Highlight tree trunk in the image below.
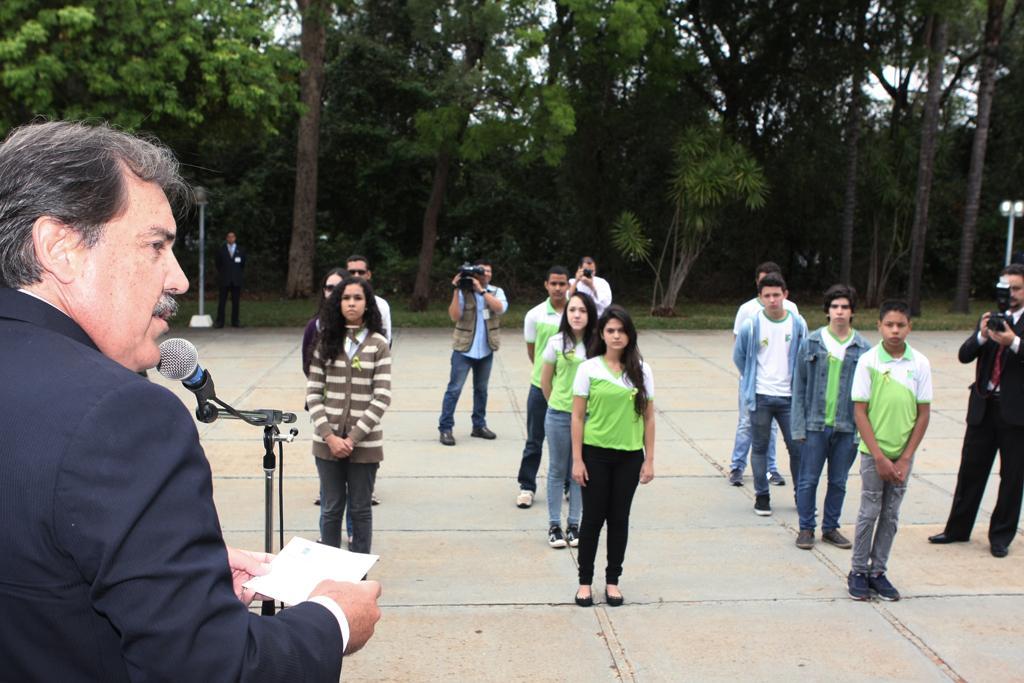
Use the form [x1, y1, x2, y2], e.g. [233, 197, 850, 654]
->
[953, 0, 1006, 313]
[840, 1, 868, 286]
[906, 15, 947, 316]
[285, 0, 329, 298]
[410, 148, 454, 311]
[409, 37, 485, 311]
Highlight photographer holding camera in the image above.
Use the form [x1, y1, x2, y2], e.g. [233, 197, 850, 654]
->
[930, 263, 1024, 558]
[438, 259, 508, 446]
[569, 256, 612, 317]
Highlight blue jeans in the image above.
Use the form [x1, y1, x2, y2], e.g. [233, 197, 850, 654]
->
[545, 408, 582, 527]
[517, 385, 547, 492]
[730, 389, 779, 473]
[749, 394, 800, 497]
[438, 351, 493, 432]
[796, 427, 858, 531]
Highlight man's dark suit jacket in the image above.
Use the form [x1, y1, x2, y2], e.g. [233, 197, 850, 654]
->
[216, 243, 246, 288]
[0, 288, 341, 681]
[959, 312, 1024, 426]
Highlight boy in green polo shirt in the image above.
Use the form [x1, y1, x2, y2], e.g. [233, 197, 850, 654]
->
[847, 300, 932, 602]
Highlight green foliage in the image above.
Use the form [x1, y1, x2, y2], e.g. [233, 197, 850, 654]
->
[0, 0, 302, 134]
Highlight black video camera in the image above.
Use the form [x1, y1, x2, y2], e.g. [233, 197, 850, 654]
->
[989, 277, 1012, 332]
[458, 263, 486, 291]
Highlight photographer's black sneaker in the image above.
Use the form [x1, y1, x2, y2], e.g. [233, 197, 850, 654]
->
[548, 525, 567, 548]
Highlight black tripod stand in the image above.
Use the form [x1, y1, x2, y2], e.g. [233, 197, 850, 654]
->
[196, 397, 298, 616]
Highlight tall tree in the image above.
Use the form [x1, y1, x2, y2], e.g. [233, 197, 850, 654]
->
[953, 0, 1007, 312]
[839, 0, 869, 285]
[285, 0, 331, 298]
[907, 13, 948, 315]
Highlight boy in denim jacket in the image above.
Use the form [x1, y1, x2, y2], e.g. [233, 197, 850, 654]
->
[792, 285, 871, 550]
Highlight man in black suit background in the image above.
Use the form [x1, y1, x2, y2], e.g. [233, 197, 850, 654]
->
[0, 121, 381, 680]
[929, 263, 1024, 558]
[216, 230, 245, 327]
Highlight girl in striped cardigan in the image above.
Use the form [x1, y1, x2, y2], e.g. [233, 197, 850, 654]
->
[307, 276, 392, 553]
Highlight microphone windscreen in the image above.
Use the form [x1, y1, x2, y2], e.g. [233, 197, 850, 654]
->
[157, 338, 200, 381]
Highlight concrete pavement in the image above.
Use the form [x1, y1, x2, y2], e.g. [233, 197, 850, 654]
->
[154, 327, 1024, 682]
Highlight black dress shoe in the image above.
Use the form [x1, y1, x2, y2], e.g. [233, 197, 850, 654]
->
[471, 426, 496, 440]
[439, 431, 456, 446]
[991, 544, 1009, 558]
[927, 533, 968, 544]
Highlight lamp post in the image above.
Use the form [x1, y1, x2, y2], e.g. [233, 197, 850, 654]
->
[1000, 199, 1024, 267]
[189, 186, 213, 327]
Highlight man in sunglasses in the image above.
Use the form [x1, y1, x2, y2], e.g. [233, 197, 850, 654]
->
[346, 254, 391, 343]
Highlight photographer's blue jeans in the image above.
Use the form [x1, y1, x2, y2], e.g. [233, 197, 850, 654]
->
[438, 351, 493, 432]
[517, 385, 548, 492]
[545, 408, 582, 526]
[730, 389, 779, 473]
[749, 394, 800, 497]
[796, 427, 858, 531]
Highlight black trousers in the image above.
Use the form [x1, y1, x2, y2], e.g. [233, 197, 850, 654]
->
[216, 284, 241, 326]
[577, 444, 644, 585]
[944, 397, 1024, 547]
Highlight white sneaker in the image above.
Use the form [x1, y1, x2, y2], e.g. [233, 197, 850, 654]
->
[516, 490, 534, 508]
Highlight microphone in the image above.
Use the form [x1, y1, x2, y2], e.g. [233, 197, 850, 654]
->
[157, 338, 217, 420]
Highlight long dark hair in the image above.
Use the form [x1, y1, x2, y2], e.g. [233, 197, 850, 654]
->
[317, 276, 384, 364]
[560, 292, 598, 355]
[588, 305, 648, 418]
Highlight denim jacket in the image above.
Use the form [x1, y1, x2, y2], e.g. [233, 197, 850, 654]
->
[790, 327, 871, 439]
[732, 311, 808, 414]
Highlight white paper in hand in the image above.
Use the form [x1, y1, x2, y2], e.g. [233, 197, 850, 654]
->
[243, 536, 379, 606]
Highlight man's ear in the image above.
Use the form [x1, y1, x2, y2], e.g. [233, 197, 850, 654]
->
[32, 217, 86, 284]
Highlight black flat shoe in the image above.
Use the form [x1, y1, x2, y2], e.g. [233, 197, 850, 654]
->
[928, 533, 968, 544]
[605, 589, 624, 607]
[574, 590, 593, 607]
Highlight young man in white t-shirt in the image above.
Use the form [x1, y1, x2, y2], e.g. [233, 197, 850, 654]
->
[728, 262, 799, 487]
[733, 274, 808, 516]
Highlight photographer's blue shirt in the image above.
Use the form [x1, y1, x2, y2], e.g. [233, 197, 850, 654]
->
[457, 286, 508, 360]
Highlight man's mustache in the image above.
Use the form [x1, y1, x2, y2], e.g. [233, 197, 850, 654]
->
[153, 294, 178, 320]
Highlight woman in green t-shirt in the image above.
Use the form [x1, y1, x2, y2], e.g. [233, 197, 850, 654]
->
[571, 305, 655, 607]
[540, 292, 598, 549]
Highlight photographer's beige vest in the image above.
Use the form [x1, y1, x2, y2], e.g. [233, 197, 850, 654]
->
[453, 290, 501, 352]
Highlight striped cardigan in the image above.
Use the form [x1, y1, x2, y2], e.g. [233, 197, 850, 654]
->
[306, 331, 392, 463]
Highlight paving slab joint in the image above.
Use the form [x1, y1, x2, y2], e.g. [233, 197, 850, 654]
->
[595, 605, 635, 682]
[873, 603, 966, 682]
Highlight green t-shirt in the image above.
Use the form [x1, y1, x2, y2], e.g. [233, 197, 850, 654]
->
[821, 327, 855, 426]
[541, 332, 586, 413]
[573, 356, 654, 451]
[524, 298, 563, 388]
[851, 343, 933, 460]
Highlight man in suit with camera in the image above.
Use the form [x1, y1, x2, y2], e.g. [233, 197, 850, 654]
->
[929, 263, 1024, 558]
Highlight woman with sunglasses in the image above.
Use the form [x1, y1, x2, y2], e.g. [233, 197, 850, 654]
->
[302, 268, 348, 377]
[571, 305, 655, 607]
[306, 276, 392, 553]
[540, 291, 598, 549]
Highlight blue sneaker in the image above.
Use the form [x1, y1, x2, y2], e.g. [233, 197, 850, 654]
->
[868, 573, 901, 601]
[848, 571, 869, 600]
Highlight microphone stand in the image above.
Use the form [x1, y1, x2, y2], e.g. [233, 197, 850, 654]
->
[196, 397, 298, 616]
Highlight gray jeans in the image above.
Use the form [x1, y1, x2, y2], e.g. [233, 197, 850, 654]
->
[315, 458, 379, 553]
[851, 454, 913, 576]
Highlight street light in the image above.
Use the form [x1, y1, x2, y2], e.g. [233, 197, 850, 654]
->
[189, 186, 213, 328]
[1000, 199, 1024, 267]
